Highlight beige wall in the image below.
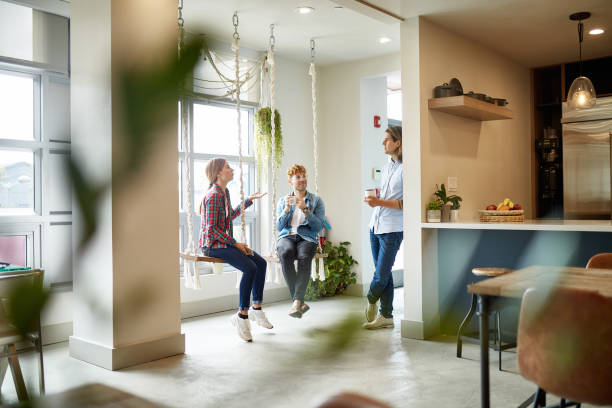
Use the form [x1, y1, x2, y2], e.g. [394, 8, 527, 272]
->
[419, 18, 532, 220]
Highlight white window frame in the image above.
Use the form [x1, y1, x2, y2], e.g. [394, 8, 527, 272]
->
[0, 58, 72, 287]
[178, 96, 259, 276]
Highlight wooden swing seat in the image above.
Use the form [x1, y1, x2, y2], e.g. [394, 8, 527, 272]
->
[179, 252, 225, 263]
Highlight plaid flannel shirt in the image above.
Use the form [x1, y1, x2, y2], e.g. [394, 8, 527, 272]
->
[199, 184, 252, 250]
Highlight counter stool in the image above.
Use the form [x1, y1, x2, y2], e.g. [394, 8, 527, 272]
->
[456, 267, 516, 371]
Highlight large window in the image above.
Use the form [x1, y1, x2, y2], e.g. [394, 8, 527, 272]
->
[0, 62, 72, 286]
[179, 99, 258, 275]
[0, 69, 39, 216]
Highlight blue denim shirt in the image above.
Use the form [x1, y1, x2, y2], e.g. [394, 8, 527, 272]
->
[276, 191, 325, 243]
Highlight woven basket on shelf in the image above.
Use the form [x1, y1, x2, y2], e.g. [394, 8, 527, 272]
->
[479, 209, 524, 223]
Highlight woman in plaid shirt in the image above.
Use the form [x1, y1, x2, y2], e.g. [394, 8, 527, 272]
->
[199, 158, 271, 342]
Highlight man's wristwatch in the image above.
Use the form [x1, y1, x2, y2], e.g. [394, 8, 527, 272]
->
[303, 207, 310, 216]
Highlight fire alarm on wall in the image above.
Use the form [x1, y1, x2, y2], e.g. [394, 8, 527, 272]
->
[373, 115, 381, 128]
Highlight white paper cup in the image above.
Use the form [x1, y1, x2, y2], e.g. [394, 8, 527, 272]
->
[212, 263, 224, 275]
[364, 189, 376, 198]
[287, 196, 297, 205]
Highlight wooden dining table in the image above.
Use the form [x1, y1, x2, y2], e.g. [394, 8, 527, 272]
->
[467, 265, 612, 408]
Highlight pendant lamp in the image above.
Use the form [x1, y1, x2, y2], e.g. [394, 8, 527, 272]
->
[567, 12, 596, 110]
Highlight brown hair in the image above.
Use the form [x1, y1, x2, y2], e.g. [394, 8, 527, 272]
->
[199, 158, 227, 215]
[205, 157, 227, 189]
[287, 164, 307, 178]
[386, 126, 402, 162]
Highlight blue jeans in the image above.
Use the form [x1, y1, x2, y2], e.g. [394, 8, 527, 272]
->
[367, 230, 403, 318]
[206, 246, 267, 311]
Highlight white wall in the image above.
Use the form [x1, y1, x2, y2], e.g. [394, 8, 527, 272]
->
[318, 53, 401, 294]
[33, 10, 69, 72]
[359, 77, 389, 288]
[0, 1, 32, 61]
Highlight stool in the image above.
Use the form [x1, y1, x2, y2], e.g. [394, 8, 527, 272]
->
[456, 267, 516, 371]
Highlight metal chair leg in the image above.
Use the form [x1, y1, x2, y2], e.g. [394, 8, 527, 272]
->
[457, 293, 477, 358]
[38, 339, 45, 394]
[533, 388, 546, 408]
[496, 310, 502, 371]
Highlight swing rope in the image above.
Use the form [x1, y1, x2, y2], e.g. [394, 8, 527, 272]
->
[267, 25, 282, 283]
[178, 0, 201, 289]
[308, 39, 326, 282]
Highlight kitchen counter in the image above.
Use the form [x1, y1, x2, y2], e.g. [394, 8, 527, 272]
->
[421, 219, 612, 232]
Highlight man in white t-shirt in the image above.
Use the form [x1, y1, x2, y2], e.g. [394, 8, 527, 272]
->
[276, 164, 325, 318]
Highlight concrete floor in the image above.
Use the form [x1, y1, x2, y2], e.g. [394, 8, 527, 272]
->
[0, 289, 600, 407]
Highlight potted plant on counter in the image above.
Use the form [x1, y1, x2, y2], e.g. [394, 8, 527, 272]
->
[448, 196, 462, 222]
[426, 200, 442, 222]
[434, 184, 462, 222]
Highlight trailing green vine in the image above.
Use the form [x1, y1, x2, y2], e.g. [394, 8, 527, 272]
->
[255, 107, 283, 183]
[305, 241, 358, 301]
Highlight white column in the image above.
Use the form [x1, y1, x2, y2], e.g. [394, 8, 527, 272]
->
[69, 0, 184, 370]
[400, 16, 440, 339]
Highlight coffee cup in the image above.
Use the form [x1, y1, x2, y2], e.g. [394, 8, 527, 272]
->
[287, 195, 297, 205]
[364, 189, 376, 198]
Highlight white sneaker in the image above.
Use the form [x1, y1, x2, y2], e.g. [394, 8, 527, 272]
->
[365, 302, 378, 322]
[249, 308, 274, 329]
[363, 315, 394, 330]
[231, 313, 253, 341]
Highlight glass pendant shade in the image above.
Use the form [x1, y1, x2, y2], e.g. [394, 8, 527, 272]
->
[567, 76, 596, 110]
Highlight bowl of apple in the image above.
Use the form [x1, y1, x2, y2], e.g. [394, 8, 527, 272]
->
[479, 198, 524, 222]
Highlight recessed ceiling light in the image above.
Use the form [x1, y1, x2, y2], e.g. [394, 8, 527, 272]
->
[378, 37, 392, 44]
[589, 28, 604, 35]
[333, 6, 344, 10]
[295, 6, 314, 14]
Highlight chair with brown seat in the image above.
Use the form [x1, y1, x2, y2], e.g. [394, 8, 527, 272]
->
[0, 269, 45, 401]
[586, 252, 612, 269]
[517, 287, 612, 407]
[456, 267, 516, 371]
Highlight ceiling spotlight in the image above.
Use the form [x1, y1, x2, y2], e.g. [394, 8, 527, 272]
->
[589, 28, 604, 35]
[295, 6, 314, 14]
[378, 37, 392, 44]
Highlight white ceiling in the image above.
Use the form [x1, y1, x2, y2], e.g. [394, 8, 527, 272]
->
[8, 0, 612, 68]
[182, 0, 401, 66]
[183, 0, 612, 68]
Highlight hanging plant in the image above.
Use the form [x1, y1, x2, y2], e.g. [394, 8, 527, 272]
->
[255, 107, 283, 182]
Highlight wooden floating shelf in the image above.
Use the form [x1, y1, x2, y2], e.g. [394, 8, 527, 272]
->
[428, 96, 513, 121]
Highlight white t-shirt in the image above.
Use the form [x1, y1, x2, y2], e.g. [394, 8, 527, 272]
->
[290, 207, 306, 235]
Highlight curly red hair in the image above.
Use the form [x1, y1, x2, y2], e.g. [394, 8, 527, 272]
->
[287, 164, 307, 178]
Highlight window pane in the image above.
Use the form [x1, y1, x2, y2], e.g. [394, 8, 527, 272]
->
[0, 235, 27, 267]
[0, 150, 34, 215]
[0, 71, 34, 141]
[192, 160, 252, 213]
[193, 104, 248, 155]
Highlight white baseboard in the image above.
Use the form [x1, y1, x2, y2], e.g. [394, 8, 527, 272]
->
[42, 321, 73, 345]
[69, 332, 185, 371]
[401, 315, 440, 340]
[181, 287, 290, 319]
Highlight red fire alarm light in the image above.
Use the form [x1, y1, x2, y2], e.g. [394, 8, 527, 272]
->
[373, 115, 381, 128]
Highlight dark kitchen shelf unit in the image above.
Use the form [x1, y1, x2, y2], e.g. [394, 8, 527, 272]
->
[531, 55, 612, 219]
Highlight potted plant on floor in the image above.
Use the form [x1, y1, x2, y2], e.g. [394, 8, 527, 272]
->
[434, 184, 462, 222]
[426, 200, 442, 222]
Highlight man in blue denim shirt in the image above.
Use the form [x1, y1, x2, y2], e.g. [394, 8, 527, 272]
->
[363, 126, 403, 329]
[276, 164, 325, 318]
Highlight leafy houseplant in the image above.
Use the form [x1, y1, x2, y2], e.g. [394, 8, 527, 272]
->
[434, 184, 462, 222]
[305, 241, 358, 301]
[255, 107, 283, 182]
[426, 200, 442, 222]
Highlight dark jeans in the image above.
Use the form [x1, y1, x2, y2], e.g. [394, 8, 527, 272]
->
[277, 235, 317, 302]
[206, 246, 267, 311]
[367, 229, 403, 318]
